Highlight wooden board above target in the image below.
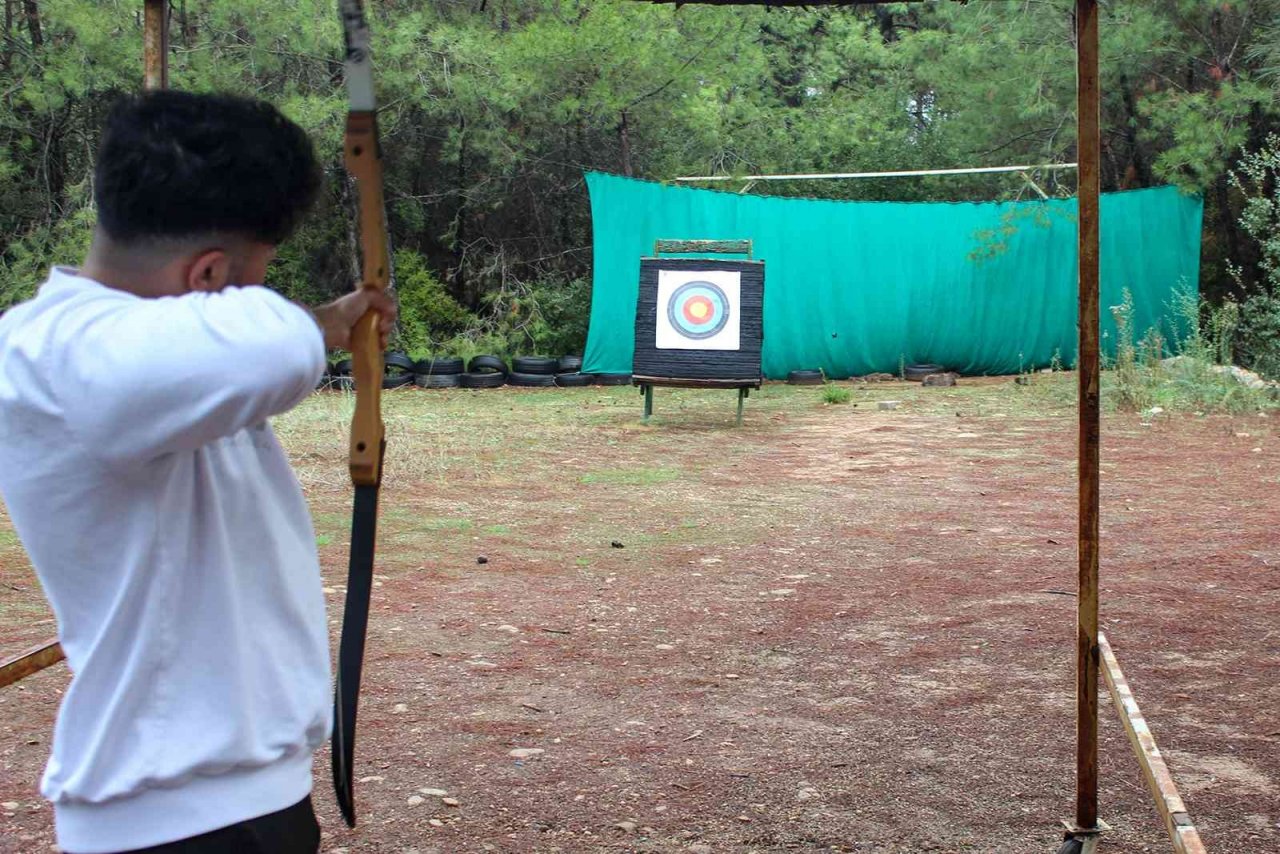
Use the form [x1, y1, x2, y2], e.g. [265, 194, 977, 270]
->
[633, 258, 764, 383]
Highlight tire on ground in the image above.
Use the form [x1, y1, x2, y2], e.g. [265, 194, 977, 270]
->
[382, 372, 415, 389]
[554, 372, 594, 387]
[787, 369, 824, 385]
[459, 371, 506, 389]
[508, 371, 557, 387]
[596, 373, 632, 386]
[557, 355, 584, 373]
[415, 373, 462, 389]
[904, 363, 945, 382]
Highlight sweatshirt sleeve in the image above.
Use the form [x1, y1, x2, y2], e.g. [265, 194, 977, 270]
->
[59, 285, 326, 466]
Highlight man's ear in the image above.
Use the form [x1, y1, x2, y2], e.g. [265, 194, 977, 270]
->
[185, 249, 231, 293]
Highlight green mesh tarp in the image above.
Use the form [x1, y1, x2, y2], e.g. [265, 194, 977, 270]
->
[582, 172, 1203, 378]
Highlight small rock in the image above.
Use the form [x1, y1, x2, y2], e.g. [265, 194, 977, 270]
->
[419, 788, 449, 797]
[615, 821, 637, 832]
[407, 795, 425, 806]
[689, 845, 713, 854]
[655, 643, 675, 650]
[495, 624, 520, 633]
[1, 801, 18, 810]
[611, 541, 625, 549]
[392, 703, 409, 714]
[768, 588, 795, 596]
[442, 797, 460, 807]
[468, 660, 498, 669]
[737, 815, 752, 823]
[921, 372, 958, 387]
[428, 819, 444, 828]
[509, 747, 545, 759]
[477, 555, 489, 565]
[878, 400, 900, 411]
[359, 775, 384, 783]
[723, 673, 740, 680]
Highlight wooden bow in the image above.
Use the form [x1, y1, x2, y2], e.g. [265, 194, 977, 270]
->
[332, 0, 389, 828]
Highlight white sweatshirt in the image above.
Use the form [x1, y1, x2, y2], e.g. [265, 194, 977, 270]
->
[0, 268, 331, 853]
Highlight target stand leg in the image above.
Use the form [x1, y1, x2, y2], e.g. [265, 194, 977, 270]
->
[736, 387, 746, 426]
[642, 385, 653, 423]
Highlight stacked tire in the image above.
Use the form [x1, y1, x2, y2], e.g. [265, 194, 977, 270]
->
[509, 356, 558, 387]
[460, 355, 507, 389]
[555, 355, 593, 387]
[414, 356, 464, 388]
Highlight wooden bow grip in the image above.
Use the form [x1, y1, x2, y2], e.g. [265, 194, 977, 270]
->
[345, 111, 388, 487]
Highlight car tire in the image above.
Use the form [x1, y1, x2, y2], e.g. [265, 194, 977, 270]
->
[787, 369, 825, 385]
[512, 355, 558, 375]
[468, 355, 508, 375]
[415, 373, 462, 389]
[508, 371, 557, 387]
[382, 372, 415, 389]
[904, 363, 946, 382]
[415, 356, 464, 375]
[557, 355, 584, 373]
[460, 371, 506, 389]
[555, 372, 593, 387]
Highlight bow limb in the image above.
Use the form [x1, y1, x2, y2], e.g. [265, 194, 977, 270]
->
[333, 0, 388, 829]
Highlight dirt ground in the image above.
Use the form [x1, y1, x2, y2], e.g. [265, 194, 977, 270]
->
[1, 376, 1277, 853]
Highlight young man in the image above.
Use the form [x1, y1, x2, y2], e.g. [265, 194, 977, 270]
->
[0, 91, 394, 853]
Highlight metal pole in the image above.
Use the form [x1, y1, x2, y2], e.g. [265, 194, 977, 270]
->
[143, 0, 169, 90]
[1075, 0, 1102, 834]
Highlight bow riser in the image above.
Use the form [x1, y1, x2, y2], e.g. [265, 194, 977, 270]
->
[344, 110, 388, 486]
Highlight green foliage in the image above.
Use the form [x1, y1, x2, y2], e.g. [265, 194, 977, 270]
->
[1237, 294, 1280, 379]
[0, 203, 95, 310]
[821, 385, 852, 405]
[4, 0, 1280, 347]
[393, 249, 475, 356]
[1107, 284, 1277, 414]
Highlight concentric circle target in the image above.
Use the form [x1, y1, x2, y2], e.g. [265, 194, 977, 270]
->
[666, 280, 731, 340]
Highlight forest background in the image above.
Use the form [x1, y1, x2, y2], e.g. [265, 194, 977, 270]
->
[2, 0, 1279, 376]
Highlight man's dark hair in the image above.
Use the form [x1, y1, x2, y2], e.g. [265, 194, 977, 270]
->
[94, 91, 322, 246]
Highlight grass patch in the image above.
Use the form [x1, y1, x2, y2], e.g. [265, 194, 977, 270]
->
[821, 386, 853, 405]
[580, 467, 681, 486]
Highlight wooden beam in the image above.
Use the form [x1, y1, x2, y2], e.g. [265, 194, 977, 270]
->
[1099, 634, 1207, 854]
[0, 639, 64, 689]
[143, 0, 168, 90]
[653, 239, 752, 257]
[1074, 0, 1103, 834]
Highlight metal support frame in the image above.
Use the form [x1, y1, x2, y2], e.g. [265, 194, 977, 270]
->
[639, 382, 750, 426]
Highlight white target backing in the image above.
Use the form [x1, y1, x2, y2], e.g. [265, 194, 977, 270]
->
[655, 269, 742, 351]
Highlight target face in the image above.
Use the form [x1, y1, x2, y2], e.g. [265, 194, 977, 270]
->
[656, 270, 741, 351]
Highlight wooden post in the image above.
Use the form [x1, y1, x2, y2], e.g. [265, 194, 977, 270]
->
[143, 0, 168, 90]
[1075, 0, 1102, 835]
[0, 640, 64, 689]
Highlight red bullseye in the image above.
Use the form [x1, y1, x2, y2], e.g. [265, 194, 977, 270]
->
[682, 296, 714, 325]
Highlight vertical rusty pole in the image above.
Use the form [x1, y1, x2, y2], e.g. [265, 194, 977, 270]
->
[1075, 0, 1102, 835]
[143, 0, 168, 90]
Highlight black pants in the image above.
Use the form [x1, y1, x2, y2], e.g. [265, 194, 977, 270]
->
[68, 796, 320, 854]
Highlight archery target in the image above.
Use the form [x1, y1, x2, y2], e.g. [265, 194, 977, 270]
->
[656, 270, 741, 351]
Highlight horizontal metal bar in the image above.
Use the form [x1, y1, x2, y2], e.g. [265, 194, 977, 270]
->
[676, 164, 1079, 183]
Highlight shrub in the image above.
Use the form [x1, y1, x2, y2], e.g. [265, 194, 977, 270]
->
[821, 385, 852, 405]
[393, 249, 475, 356]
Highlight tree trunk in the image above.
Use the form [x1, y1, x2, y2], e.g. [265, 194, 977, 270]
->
[1117, 75, 1150, 189]
[4, 1, 13, 71]
[618, 110, 633, 178]
[22, 0, 40, 49]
